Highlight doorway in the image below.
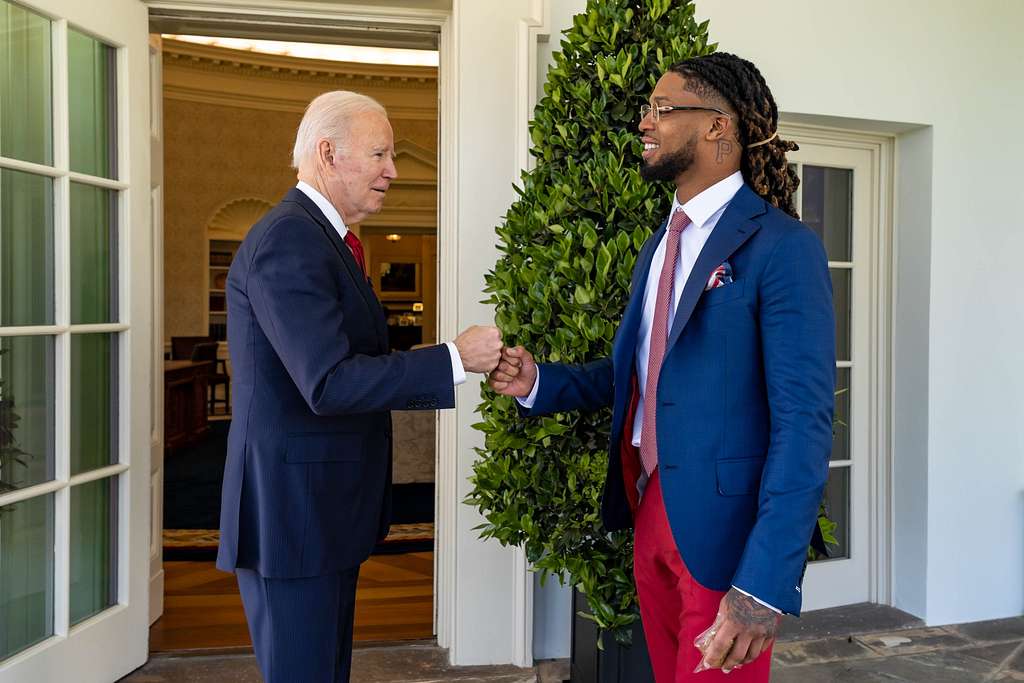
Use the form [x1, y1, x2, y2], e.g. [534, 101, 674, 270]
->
[149, 28, 444, 651]
[781, 124, 895, 612]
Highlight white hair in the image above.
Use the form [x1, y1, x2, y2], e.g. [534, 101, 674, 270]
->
[292, 90, 387, 169]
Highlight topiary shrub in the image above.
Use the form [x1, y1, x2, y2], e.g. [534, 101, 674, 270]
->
[466, 0, 716, 644]
[467, 0, 838, 645]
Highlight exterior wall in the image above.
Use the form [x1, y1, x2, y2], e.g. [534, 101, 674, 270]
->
[539, 0, 1024, 628]
[445, 0, 535, 665]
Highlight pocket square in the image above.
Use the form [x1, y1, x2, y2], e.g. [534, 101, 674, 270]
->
[705, 262, 734, 290]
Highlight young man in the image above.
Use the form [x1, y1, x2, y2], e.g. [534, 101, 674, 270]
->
[217, 91, 502, 682]
[490, 53, 835, 682]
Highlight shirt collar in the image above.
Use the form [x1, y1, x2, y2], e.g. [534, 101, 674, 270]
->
[669, 171, 744, 230]
[296, 180, 348, 239]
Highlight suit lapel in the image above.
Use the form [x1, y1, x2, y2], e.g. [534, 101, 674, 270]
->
[285, 188, 388, 347]
[612, 220, 665, 428]
[614, 221, 663, 380]
[665, 185, 767, 351]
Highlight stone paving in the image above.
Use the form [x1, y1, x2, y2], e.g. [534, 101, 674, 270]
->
[771, 617, 1024, 682]
[122, 610, 1024, 682]
[121, 641, 536, 683]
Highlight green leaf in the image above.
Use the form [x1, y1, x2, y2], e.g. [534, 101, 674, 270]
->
[468, 0, 717, 646]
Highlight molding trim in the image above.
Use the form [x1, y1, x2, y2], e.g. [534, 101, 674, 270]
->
[395, 138, 438, 168]
[163, 83, 437, 118]
[162, 38, 438, 83]
[780, 120, 896, 610]
[207, 196, 274, 240]
[435, 5, 459, 660]
[145, 0, 451, 24]
[511, 0, 551, 669]
[162, 39, 439, 116]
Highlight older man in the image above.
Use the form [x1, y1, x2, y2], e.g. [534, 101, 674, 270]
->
[216, 91, 501, 682]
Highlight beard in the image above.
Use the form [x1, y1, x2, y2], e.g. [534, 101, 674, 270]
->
[640, 134, 698, 182]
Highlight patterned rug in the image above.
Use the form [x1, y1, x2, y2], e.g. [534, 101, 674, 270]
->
[163, 522, 434, 559]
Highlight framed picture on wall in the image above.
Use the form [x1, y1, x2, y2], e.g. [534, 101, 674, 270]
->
[376, 260, 421, 300]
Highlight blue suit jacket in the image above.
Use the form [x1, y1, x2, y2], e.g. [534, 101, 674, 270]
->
[525, 185, 835, 614]
[216, 188, 455, 579]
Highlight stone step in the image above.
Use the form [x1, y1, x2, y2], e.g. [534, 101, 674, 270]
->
[121, 641, 537, 683]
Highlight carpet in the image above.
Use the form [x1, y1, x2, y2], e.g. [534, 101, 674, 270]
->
[164, 420, 436, 559]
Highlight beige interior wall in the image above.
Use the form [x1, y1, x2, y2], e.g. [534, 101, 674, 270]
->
[162, 38, 438, 341]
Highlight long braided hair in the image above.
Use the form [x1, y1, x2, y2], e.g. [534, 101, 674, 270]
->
[669, 53, 800, 218]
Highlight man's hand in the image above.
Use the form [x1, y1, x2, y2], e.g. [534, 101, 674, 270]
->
[695, 588, 780, 674]
[454, 325, 502, 373]
[488, 346, 537, 398]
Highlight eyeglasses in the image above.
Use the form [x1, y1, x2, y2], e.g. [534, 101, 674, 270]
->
[639, 104, 731, 123]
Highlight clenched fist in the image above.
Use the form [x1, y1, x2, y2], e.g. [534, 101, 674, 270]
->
[488, 346, 537, 398]
[454, 325, 502, 373]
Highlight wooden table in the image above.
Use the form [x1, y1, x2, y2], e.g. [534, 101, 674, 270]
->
[164, 360, 213, 450]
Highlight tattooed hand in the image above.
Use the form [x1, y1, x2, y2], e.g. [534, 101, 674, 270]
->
[695, 588, 780, 673]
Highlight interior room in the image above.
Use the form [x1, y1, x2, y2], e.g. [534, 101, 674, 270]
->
[154, 32, 441, 651]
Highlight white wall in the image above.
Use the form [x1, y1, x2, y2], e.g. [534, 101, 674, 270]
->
[537, 0, 1024, 627]
[445, 0, 538, 666]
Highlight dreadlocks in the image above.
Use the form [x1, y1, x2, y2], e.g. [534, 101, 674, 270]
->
[669, 53, 800, 218]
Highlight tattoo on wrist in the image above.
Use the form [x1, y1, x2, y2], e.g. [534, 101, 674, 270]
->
[725, 589, 778, 635]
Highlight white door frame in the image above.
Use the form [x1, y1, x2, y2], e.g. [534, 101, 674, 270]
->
[781, 122, 896, 610]
[0, 0, 153, 680]
[147, 31, 165, 625]
[143, 0, 543, 668]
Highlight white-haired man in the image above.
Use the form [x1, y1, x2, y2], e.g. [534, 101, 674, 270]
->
[216, 91, 501, 682]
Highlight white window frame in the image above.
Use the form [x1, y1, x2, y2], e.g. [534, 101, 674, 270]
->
[0, 0, 151, 680]
[781, 121, 895, 610]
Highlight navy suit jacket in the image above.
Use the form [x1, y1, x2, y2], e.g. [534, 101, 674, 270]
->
[524, 184, 835, 614]
[217, 188, 455, 579]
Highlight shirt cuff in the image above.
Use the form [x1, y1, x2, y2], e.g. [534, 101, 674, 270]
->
[444, 342, 466, 386]
[515, 370, 541, 409]
[731, 585, 782, 614]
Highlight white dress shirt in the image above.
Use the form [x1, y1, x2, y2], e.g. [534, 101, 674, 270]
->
[295, 181, 466, 386]
[518, 172, 781, 612]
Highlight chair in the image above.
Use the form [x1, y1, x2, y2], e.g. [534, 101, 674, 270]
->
[190, 341, 231, 415]
[171, 335, 213, 362]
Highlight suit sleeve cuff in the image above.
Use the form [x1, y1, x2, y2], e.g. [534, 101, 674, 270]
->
[731, 585, 782, 614]
[515, 369, 541, 409]
[444, 342, 466, 386]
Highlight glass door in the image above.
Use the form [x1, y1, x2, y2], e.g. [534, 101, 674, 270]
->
[0, 0, 152, 680]
[786, 138, 876, 610]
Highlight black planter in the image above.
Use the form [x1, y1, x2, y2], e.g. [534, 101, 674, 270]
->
[569, 589, 655, 683]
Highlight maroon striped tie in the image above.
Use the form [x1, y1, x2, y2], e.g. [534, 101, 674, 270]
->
[639, 209, 691, 476]
[343, 231, 366, 276]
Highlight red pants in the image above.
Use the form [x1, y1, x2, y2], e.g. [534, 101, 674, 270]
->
[633, 471, 774, 682]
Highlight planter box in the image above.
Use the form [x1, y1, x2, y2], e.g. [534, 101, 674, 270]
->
[570, 589, 655, 683]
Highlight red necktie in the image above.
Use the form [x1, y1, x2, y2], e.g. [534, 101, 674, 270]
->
[343, 231, 366, 277]
[639, 209, 691, 476]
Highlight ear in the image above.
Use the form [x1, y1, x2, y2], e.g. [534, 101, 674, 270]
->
[317, 139, 335, 167]
[706, 114, 733, 142]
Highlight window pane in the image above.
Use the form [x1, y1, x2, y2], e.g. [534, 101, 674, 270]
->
[822, 466, 850, 560]
[831, 268, 851, 362]
[0, 335, 55, 491]
[70, 334, 117, 475]
[0, 493, 55, 661]
[832, 367, 850, 462]
[70, 183, 117, 324]
[0, 0, 52, 165]
[802, 165, 852, 262]
[0, 169, 54, 326]
[68, 29, 116, 179]
[70, 477, 117, 625]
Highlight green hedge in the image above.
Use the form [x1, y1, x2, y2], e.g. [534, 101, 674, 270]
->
[467, 0, 716, 643]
